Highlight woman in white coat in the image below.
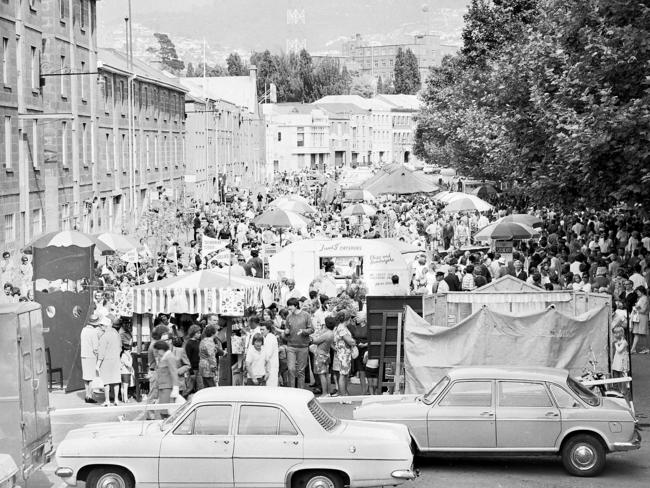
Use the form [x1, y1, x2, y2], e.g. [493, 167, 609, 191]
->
[261, 321, 279, 387]
[97, 316, 122, 406]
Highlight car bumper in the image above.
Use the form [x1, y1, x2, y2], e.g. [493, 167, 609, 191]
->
[611, 429, 642, 452]
[54, 467, 77, 486]
[391, 468, 418, 480]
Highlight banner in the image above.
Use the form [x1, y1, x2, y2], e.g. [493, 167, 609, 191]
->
[219, 288, 245, 316]
[403, 304, 609, 394]
[202, 236, 230, 264]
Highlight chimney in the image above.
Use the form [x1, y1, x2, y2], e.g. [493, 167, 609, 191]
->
[249, 65, 258, 116]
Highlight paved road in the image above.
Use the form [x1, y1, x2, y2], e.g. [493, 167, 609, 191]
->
[410, 441, 649, 487]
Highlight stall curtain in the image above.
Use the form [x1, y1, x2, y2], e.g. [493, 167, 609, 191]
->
[403, 304, 610, 394]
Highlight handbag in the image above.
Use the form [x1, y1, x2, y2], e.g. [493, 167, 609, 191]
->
[351, 345, 359, 359]
[631, 308, 640, 323]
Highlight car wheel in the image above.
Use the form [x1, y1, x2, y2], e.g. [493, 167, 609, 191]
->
[294, 470, 343, 488]
[561, 434, 606, 477]
[86, 467, 134, 488]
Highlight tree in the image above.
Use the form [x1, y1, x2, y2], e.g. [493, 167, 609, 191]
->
[376, 76, 384, 94]
[196, 63, 228, 77]
[185, 62, 195, 77]
[414, 0, 650, 207]
[350, 75, 375, 98]
[297, 49, 314, 102]
[226, 52, 248, 76]
[147, 33, 185, 74]
[393, 48, 421, 94]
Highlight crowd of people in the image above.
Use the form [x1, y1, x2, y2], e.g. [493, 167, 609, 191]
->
[3, 168, 650, 402]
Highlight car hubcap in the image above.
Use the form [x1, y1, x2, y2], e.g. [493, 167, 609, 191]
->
[96, 474, 127, 488]
[305, 476, 335, 488]
[572, 444, 597, 470]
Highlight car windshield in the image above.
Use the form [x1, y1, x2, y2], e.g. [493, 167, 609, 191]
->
[567, 376, 601, 407]
[423, 376, 450, 405]
[160, 401, 192, 430]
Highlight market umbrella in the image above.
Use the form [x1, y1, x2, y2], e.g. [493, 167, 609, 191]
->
[442, 195, 493, 213]
[341, 203, 377, 218]
[253, 208, 310, 229]
[281, 193, 309, 204]
[432, 190, 452, 202]
[474, 221, 537, 241]
[94, 232, 139, 255]
[496, 213, 543, 228]
[27, 230, 111, 254]
[471, 184, 499, 199]
[363, 166, 439, 195]
[271, 198, 317, 215]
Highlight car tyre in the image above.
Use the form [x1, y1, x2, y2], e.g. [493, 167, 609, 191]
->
[561, 434, 606, 477]
[293, 470, 344, 488]
[86, 467, 134, 488]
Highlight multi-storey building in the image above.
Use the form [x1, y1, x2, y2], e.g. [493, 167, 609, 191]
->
[95, 48, 187, 233]
[376, 94, 421, 165]
[262, 103, 329, 176]
[1, 0, 100, 256]
[181, 70, 265, 194]
[315, 95, 394, 165]
[341, 33, 460, 82]
[314, 103, 372, 168]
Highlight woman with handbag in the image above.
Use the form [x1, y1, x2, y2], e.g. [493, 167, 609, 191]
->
[631, 286, 649, 354]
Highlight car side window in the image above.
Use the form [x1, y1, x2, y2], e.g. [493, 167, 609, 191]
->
[498, 382, 553, 407]
[238, 405, 298, 436]
[549, 384, 581, 409]
[174, 405, 232, 435]
[438, 381, 492, 407]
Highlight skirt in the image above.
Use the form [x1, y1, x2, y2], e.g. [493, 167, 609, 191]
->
[632, 314, 648, 335]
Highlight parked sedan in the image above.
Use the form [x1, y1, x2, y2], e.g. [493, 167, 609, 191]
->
[354, 366, 640, 477]
[55, 387, 416, 488]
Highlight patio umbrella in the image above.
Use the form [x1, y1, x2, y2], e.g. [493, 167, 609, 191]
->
[496, 213, 543, 228]
[341, 203, 377, 218]
[363, 166, 439, 195]
[442, 195, 493, 213]
[270, 198, 317, 215]
[471, 184, 499, 199]
[28, 230, 111, 253]
[281, 193, 309, 204]
[253, 208, 310, 229]
[474, 221, 537, 241]
[95, 232, 139, 254]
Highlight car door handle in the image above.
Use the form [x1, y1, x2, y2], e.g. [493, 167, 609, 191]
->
[283, 440, 299, 445]
[221, 440, 230, 444]
[480, 411, 494, 417]
[545, 412, 559, 417]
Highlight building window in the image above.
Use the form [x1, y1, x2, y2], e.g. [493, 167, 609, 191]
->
[121, 134, 127, 170]
[145, 135, 150, 169]
[277, 131, 281, 142]
[2, 37, 8, 84]
[32, 121, 39, 168]
[297, 127, 304, 147]
[105, 133, 111, 172]
[80, 0, 88, 29]
[59, 0, 66, 20]
[4, 214, 15, 244]
[31, 209, 42, 238]
[3, 116, 11, 169]
[154, 135, 159, 168]
[81, 122, 88, 166]
[163, 135, 168, 166]
[174, 137, 178, 164]
[31, 46, 38, 89]
[61, 203, 70, 230]
[61, 121, 68, 167]
[80, 61, 86, 99]
[60, 55, 66, 97]
[133, 134, 138, 171]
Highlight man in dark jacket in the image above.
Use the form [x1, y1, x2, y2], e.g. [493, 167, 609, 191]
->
[444, 265, 461, 291]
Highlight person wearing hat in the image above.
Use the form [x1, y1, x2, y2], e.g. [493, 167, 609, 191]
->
[97, 315, 123, 406]
[80, 313, 102, 403]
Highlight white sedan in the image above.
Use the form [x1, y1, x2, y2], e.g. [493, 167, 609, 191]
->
[55, 387, 416, 488]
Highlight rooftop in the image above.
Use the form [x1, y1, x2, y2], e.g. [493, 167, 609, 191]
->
[98, 49, 188, 93]
[448, 366, 570, 382]
[314, 95, 394, 112]
[191, 386, 314, 404]
[181, 75, 257, 113]
[314, 102, 370, 116]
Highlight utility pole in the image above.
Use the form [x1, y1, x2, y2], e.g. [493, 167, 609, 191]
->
[126, 0, 136, 231]
[203, 39, 209, 203]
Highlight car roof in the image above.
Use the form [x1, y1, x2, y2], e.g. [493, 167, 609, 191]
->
[447, 366, 569, 382]
[190, 386, 315, 404]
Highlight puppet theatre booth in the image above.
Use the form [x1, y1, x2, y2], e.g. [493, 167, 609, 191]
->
[30, 231, 102, 392]
[268, 238, 413, 297]
[131, 269, 279, 391]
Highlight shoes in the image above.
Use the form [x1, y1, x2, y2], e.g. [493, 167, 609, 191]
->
[102, 402, 109, 407]
[639, 349, 649, 354]
[329, 392, 340, 397]
[111, 402, 118, 406]
[85, 398, 97, 404]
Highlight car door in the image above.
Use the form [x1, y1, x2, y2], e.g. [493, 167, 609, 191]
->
[158, 404, 234, 488]
[427, 380, 496, 449]
[233, 404, 303, 488]
[496, 381, 561, 450]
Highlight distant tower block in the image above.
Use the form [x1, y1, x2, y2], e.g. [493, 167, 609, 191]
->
[286, 0, 307, 53]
